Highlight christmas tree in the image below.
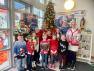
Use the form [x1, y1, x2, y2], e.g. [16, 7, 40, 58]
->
[44, 1, 55, 28]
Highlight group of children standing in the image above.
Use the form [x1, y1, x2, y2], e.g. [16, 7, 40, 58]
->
[13, 19, 80, 71]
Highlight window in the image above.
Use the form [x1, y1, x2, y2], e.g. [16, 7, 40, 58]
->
[26, 6, 30, 13]
[33, 7, 44, 18]
[0, 0, 8, 7]
[14, 1, 25, 12]
[33, 7, 40, 16]
[40, 0, 45, 4]
[36, 0, 45, 4]
[33, 7, 44, 29]
[0, 0, 5, 5]
[38, 18, 43, 29]
[39, 10, 44, 18]
[14, 1, 32, 13]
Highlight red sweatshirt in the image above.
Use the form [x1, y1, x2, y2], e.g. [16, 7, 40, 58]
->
[36, 30, 43, 43]
[26, 41, 34, 54]
[50, 39, 58, 55]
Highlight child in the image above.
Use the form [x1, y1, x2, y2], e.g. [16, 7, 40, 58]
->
[31, 32, 39, 68]
[49, 34, 58, 69]
[40, 33, 49, 68]
[26, 35, 34, 70]
[59, 34, 68, 70]
[13, 34, 26, 71]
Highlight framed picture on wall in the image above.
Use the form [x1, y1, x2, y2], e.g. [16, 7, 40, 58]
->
[0, 8, 9, 29]
[0, 50, 11, 70]
[0, 31, 10, 50]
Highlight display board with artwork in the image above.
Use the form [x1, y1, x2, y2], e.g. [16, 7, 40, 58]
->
[0, 50, 11, 70]
[0, 9, 9, 28]
[77, 32, 92, 63]
[0, 31, 9, 50]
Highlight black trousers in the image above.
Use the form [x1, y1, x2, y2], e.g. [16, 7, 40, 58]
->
[33, 50, 39, 62]
[68, 50, 76, 66]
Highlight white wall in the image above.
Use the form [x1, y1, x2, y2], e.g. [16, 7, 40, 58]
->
[54, 0, 94, 56]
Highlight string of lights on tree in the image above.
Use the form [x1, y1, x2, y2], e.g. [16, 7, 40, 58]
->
[44, 1, 55, 28]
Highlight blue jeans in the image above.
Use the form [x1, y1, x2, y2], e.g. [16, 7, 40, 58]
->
[26, 54, 32, 69]
[41, 54, 48, 66]
[16, 58, 26, 71]
[50, 54, 56, 64]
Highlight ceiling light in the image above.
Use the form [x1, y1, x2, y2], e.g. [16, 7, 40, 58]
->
[64, 0, 75, 10]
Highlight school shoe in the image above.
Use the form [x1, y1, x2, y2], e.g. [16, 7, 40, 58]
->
[30, 69, 35, 71]
[61, 66, 66, 70]
[52, 64, 55, 68]
[52, 64, 56, 70]
[49, 64, 56, 70]
[44, 65, 48, 69]
[59, 65, 62, 69]
[46, 65, 49, 68]
[67, 64, 71, 69]
[24, 68, 27, 71]
[48, 64, 52, 69]
[70, 65, 76, 71]
[59, 66, 65, 70]
[67, 66, 71, 69]
[32, 67, 36, 70]
[41, 66, 44, 69]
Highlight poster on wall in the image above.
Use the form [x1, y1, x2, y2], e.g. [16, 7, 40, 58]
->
[0, 31, 9, 50]
[15, 12, 21, 30]
[0, 8, 8, 28]
[55, 10, 86, 29]
[0, 51, 8, 65]
[0, 50, 11, 70]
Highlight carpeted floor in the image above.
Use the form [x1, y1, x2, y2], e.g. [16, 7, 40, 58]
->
[35, 62, 94, 71]
[8, 62, 94, 71]
[70, 62, 94, 71]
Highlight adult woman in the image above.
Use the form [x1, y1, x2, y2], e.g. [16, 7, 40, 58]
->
[66, 19, 80, 70]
